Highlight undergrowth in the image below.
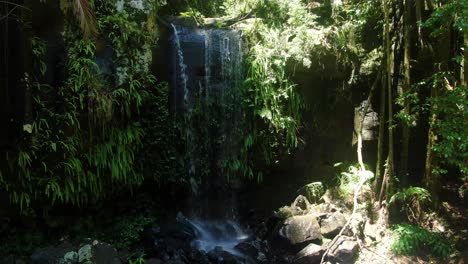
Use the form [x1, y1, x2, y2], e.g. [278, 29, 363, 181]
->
[391, 223, 452, 259]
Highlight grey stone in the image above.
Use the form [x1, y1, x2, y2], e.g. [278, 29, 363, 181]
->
[291, 195, 311, 211]
[320, 212, 347, 238]
[328, 236, 358, 263]
[234, 242, 259, 258]
[60, 251, 78, 264]
[293, 243, 323, 264]
[279, 215, 322, 246]
[78, 244, 93, 264]
[299, 182, 325, 204]
[31, 243, 75, 264]
[93, 242, 121, 264]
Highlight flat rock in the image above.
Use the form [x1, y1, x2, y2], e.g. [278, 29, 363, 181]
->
[328, 236, 358, 263]
[320, 212, 347, 238]
[293, 243, 323, 264]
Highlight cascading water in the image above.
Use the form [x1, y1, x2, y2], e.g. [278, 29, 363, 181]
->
[170, 23, 243, 218]
[190, 220, 249, 254]
[169, 22, 248, 259]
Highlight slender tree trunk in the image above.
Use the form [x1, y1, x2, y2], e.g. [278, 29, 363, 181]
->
[415, 0, 423, 47]
[462, 32, 467, 86]
[424, 20, 452, 207]
[424, 100, 439, 206]
[375, 67, 387, 193]
[380, 0, 394, 203]
[386, 0, 394, 194]
[400, 0, 412, 186]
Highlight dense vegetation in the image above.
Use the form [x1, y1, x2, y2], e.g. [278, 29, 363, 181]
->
[0, 0, 466, 262]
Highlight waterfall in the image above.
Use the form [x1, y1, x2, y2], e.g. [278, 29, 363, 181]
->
[170, 23, 243, 219]
[170, 23, 189, 108]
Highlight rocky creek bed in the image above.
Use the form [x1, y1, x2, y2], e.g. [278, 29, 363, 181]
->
[2, 182, 393, 264]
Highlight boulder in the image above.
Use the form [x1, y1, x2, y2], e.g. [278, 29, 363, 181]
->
[293, 243, 323, 264]
[61, 251, 78, 263]
[291, 195, 311, 212]
[234, 242, 258, 259]
[31, 242, 75, 264]
[320, 212, 347, 238]
[328, 236, 358, 263]
[31, 241, 121, 264]
[298, 182, 325, 204]
[278, 215, 322, 247]
[78, 244, 92, 263]
[93, 242, 121, 264]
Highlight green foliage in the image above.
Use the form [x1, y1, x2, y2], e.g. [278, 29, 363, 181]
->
[390, 187, 432, 224]
[389, 187, 431, 205]
[183, 0, 225, 17]
[338, 165, 373, 197]
[105, 214, 155, 249]
[0, 0, 163, 209]
[430, 85, 468, 179]
[221, 0, 328, 180]
[128, 253, 146, 264]
[139, 82, 183, 182]
[421, 0, 468, 37]
[391, 224, 452, 259]
[0, 229, 45, 256]
[406, 71, 468, 178]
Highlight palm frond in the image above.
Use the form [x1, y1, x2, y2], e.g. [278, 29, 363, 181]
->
[72, 0, 97, 38]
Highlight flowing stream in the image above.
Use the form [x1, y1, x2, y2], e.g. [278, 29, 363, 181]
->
[190, 220, 249, 255]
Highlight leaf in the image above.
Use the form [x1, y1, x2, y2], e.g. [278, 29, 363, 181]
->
[51, 143, 57, 152]
[258, 108, 272, 120]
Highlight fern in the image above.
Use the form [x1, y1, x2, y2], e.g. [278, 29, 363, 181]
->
[391, 224, 452, 259]
[389, 187, 432, 223]
[389, 187, 431, 205]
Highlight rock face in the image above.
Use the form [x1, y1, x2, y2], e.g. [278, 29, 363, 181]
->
[328, 236, 359, 263]
[320, 212, 347, 238]
[293, 243, 323, 264]
[279, 215, 322, 246]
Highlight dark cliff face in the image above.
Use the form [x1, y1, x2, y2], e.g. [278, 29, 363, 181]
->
[0, 0, 65, 151]
[1, 0, 27, 150]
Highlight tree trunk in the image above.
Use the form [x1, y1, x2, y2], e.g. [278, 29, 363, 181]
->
[381, 0, 394, 203]
[375, 67, 387, 193]
[424, 18, 452, 207]
[415, 0, 424, 47]
[462, 32, 467, 86]
[400, 0, 411, 186]
[424, 104, 439, 206]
